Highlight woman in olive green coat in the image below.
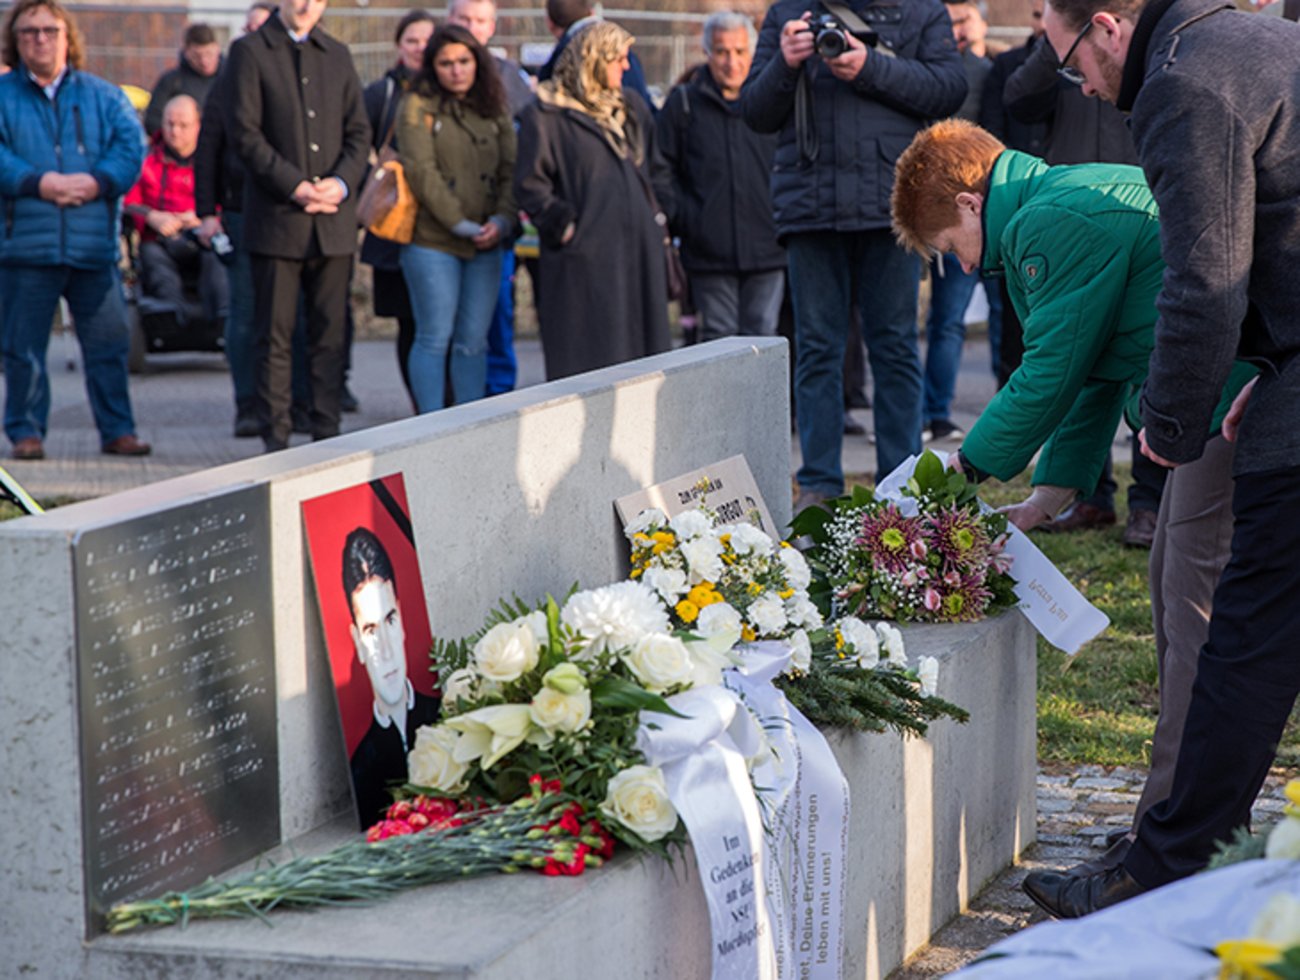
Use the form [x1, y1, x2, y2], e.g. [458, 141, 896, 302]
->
[397, 24, 517, 413]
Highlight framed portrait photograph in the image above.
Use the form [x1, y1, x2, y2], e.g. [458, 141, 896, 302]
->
[302, 474, 440, 829]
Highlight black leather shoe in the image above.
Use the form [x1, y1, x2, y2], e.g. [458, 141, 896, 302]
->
[1069, 835, 1131, 876]
[1022, 864, 1146, 919]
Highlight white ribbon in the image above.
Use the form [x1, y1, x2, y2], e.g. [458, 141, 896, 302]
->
[638, 686, 778, 980]
[875, 452, 1109, 655]
[724, 642, 849, 980]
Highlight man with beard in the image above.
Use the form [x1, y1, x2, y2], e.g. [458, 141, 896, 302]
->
[1020, 0, 1300, 918]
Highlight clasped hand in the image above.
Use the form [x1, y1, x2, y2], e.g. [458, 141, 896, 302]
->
[291, 178, 343, 214]
[39, 171, 99, 207]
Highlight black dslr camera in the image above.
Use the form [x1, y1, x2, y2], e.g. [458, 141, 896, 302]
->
[805, 10, 879, 59]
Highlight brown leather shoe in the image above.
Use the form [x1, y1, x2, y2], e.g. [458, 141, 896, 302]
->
[1039, 502, 1117, 534]
[11, 437, 44, 460]
[102, 434, 152, 456]
[1123, 508, 1158, 548]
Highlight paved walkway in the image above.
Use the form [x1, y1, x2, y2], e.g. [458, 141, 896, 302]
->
[6, 331, 1005, 503]
[890, 764, 1292, 977]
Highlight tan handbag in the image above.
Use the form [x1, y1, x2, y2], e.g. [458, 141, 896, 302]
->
[358, 106, 418, 244]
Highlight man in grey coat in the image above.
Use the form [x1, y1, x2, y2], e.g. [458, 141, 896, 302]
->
[1021, 0, 1300, 918]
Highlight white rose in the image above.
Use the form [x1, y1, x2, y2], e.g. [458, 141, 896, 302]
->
[473, 620, 540, 683]
[680, 535, 724, 584]
[685, 639, 732, 687]
[786, 629, 812, 675]
[440, 667, 478, 706]
[643, 565, 689, 604]
[839, 616, 879, 669]
[670, 508, 713, 540]
[722, 522, 773, 557]
[624, 507, 667, 539]
[529, 686, 592, 734]
[1267, 817, 1300, 860]
[523, 609, 549, 646]
[786, 594, 824, 630]
[778, 545, 812, 590]
[876, 622, 906, 666]
[561, 581, 671, 658]
[407, 725, 470, 794]
[696, 601, 743, 652]
[917, 655, 940, 697]
[600, 764, 679, 842]
[748, 591, 788, 636]
[625, 632, 696, 693]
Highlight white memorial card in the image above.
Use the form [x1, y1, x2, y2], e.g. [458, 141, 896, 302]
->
[615, 455, 776, 539]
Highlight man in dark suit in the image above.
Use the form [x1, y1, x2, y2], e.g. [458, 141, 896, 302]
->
[223, 0, 369, 452]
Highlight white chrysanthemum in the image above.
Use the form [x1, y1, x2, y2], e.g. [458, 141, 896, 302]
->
[624, 632, 695, 693]
[839, 616, 879, 669]
[778, 546, 812, 590]
[786, 594, 824, 629]
[748, 591, 788, 636]
[624, 507, 667, 539]
[670, 508, 713, 541]
[643, 565, 689, 603]
[696, 601, 743, 651]
[787, 629, 812, 675]
[917, 655, 940, 697]
[681, 535, 725, 583]
[561, 580, 671, 658]
[722, 522, 773, 557]
[876, 622, 906, 666]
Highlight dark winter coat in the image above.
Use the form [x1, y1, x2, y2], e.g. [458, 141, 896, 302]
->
[740, 0, 966, 238]
[514, 91, 671, 380]
[655, 68, 784, 274]
[1120, 0, 1300, 475]
[193, 68, 246, 218]
[144, 53, 221, 136]
[223, 14, 371, 259]
[1003, 37, 1136, 166]
[977, 36, 1048, 157]
[0, 68, 144, 269]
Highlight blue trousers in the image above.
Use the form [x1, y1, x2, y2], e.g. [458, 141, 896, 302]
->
[485, 249, 517, 396]
[787, 230, 922, 490]
[923, 254, 979, 424]
[1, 263, 136, 445]
[401, 244, 502, 414]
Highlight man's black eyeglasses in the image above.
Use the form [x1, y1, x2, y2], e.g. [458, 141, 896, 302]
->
[16, 26, 63, 40]
[1056, 20, 1093, 85]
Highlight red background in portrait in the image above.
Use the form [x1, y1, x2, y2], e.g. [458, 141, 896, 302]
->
[301, 474, 437, 757]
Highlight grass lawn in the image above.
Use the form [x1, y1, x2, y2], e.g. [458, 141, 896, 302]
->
[855, 462, 1300, 771]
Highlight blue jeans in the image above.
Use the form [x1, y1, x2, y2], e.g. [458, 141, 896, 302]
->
[400, 243, 502, 413]
[691, 269, 784, 341]
[222, 212, 258, 409]
[923, 254, 978, 424]
[486, 248, 517, 396]
[983, 274, 1003, 379]
[1, 263, 136, 445]
[787, 230, 922, 490]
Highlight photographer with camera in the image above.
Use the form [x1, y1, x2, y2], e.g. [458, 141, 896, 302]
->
[741, 0, 965, 507]
[124, 94, 230, 338]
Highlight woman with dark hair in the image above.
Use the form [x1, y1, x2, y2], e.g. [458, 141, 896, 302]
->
[396, 23, 516, 413]
[361, 9, 435, 410]
[514, 21, 670, 380]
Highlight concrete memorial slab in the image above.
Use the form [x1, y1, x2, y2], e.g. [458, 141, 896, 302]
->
[0, 338, 1036, 979]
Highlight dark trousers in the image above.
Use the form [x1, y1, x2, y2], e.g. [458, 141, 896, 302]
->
[1126, 461, 1300, 886]
[250, 252, 349, 447]
[139, 239, 230, 327]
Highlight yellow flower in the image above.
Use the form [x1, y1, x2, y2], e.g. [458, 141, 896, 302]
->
[780, 540, 792, 549]
[834, 629, 844, 650]
[633, 532, 651, 544]
[778, 588, 795, 600]
[676, 599, 700, 624]
[748, 581, 764, 596]
[652, 531, 675, 545]
[1215, 939, 1287, 979]
[630, 567, 642, 579]
[1284, 779, 1300, 817]
[741, 624, 757, 643]
[719, 533, 731, 545]
[688, 584, 715, 607]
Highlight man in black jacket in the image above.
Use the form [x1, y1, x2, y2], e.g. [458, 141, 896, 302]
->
[657, 12, 785, 342]
[144, 23, 222, 137]
[1022, 0, 1300, 918]
[224, 0, 369, 453]
[741, 0, 965, 503]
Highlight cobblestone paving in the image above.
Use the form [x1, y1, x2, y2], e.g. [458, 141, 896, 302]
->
[888, 764, 1294, 978]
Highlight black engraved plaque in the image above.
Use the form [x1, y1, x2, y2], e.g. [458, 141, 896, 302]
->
[74, 484, 279, 931]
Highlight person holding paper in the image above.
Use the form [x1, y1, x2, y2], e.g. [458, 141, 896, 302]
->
[890, 117, 1253, 882]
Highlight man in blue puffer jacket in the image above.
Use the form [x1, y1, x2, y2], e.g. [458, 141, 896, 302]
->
[0, 0, 148, 461]
[741, 0, 965, 504]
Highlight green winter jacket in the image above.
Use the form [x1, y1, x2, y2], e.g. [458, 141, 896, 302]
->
[962, 150, 1253, 491]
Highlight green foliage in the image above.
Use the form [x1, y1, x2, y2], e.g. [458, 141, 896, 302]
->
[779, 655, 968, 737]
[1207, 823, 1268, 870]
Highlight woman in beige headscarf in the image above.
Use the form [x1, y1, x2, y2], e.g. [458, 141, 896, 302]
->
[515, 21, 671, 381]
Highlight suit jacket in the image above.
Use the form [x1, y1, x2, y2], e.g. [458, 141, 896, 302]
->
[223, 14, 370, 258]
